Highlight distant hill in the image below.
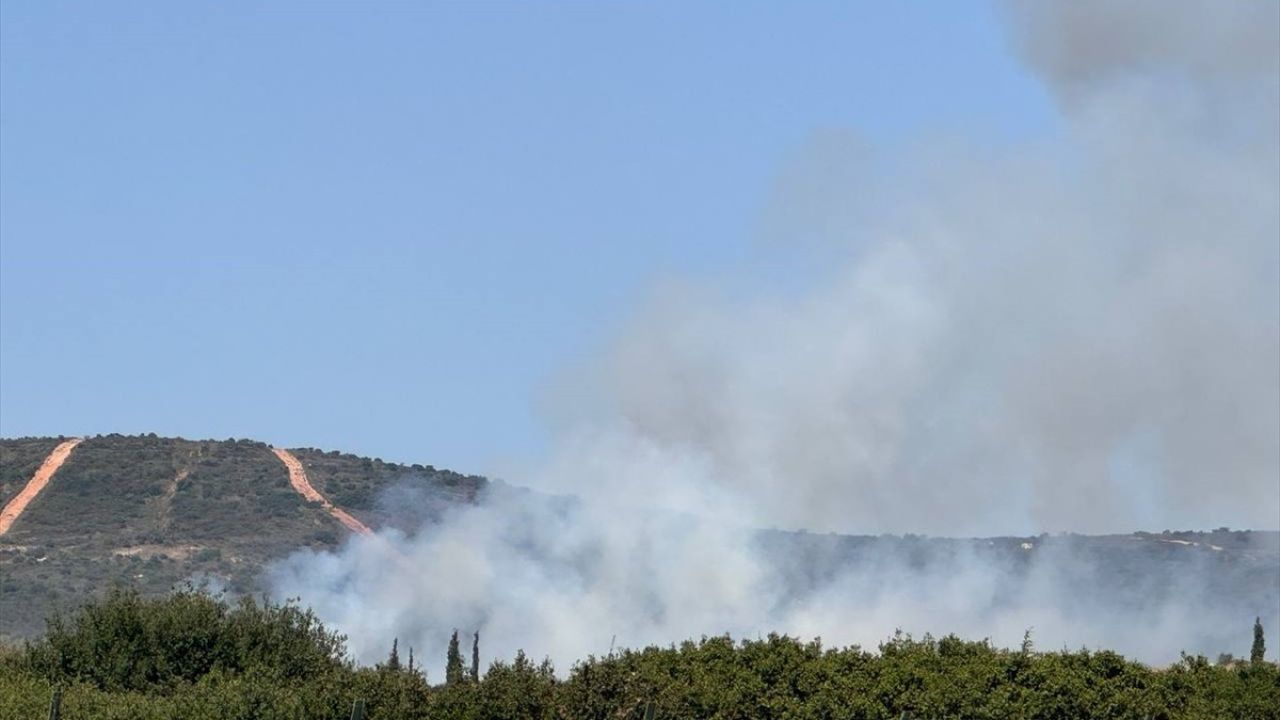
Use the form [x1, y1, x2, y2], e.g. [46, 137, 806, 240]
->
[0, 434, 485, 641]
[2, 433, 1277, 648]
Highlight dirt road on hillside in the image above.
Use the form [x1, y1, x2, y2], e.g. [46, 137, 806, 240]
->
[0, 438, 83, 536]
[271, 448, 372, 535]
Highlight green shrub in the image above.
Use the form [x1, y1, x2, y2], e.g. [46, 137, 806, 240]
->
[23, 586, 347, 693]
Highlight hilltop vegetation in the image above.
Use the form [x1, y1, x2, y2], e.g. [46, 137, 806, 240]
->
[0, 434, 485, 641]
[1, 587, 1277, 719]
[285, 446, 485, 531]
[0, 436, 64, 509]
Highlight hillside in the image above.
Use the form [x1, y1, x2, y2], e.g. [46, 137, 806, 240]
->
[2, 433, 1277, 651]
[0, 434, 486, 641]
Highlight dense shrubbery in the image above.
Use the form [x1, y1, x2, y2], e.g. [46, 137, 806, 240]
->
[25, 586, 346, 693]
[1, 588, 1277, 719]
[289, 447, 486, 519]
[0, 436, 64, 508]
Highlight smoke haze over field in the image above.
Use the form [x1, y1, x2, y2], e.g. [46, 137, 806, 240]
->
[270, 0, 1280, 674]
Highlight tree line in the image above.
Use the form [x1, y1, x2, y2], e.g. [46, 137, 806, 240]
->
[0, 586, 1276, 719]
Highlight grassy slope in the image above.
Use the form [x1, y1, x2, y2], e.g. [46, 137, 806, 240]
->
[0, 434, 484, 642]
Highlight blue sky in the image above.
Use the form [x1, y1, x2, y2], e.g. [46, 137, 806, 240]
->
[0, 2, 1055, 474]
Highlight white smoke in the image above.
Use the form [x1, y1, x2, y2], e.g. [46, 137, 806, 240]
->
[270, 1, 1279, 674]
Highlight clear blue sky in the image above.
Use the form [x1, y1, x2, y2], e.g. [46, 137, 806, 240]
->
[0, 2, 1054, 474]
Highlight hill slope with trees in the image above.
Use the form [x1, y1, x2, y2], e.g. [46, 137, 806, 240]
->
[0, 434, 485, 641]
[2, 433, 1277, 659]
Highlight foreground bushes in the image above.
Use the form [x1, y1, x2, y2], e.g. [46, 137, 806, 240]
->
[24, 586, 346, 693]
[1, 588, 1277, 719]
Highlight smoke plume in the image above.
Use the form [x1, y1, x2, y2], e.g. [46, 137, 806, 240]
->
[270, 1, 1280, 675]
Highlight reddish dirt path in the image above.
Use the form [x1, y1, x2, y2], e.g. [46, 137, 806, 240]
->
[0, 438, 83, 536]
[271, 448, 372, 536]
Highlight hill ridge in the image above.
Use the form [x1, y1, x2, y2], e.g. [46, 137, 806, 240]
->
[271, 447, 372, 535]
[0, 433, 487, 640]
[1, 433, 1277, 650]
